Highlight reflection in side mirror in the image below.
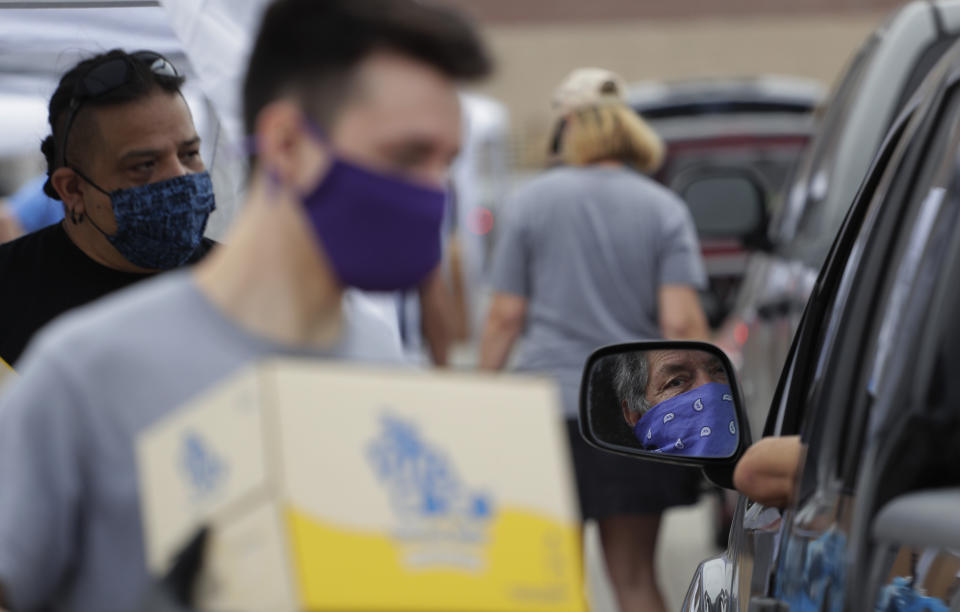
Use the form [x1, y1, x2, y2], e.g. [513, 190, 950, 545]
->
[579, 341, 748, 463]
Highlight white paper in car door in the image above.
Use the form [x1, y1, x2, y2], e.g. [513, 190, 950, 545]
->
[866, 187, 945, 412]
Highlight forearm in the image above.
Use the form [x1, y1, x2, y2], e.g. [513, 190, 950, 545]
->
[421, 314, 450, 367]
[733, 435, 803, 508]
[478, 320, 522, 370]
[418, 271, 454, 367]
[658, 285, 710, 341]
[660, 310, 709, 341]
[479, 293, 527, 371]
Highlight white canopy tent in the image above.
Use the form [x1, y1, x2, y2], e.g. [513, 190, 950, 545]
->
[0, 0, 265, 237]
[0, 0, 264, 140]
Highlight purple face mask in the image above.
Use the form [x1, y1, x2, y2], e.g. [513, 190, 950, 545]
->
[296, 126, 446, 291]
[634, 382, 739, 458]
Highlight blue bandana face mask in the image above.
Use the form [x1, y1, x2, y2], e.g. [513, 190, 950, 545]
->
[74, 170, 216, 270]
[634, 382, 739, 458]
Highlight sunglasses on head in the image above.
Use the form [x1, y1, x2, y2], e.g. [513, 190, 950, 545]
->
[58, 51, 180, 168]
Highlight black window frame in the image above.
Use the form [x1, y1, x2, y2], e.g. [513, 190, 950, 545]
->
[761, 47, 960, 604]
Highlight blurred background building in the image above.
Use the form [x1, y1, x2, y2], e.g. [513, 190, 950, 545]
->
[445, 0, 903, 166]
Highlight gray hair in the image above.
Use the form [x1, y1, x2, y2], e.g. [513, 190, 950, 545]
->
[613, 352, 651, 416]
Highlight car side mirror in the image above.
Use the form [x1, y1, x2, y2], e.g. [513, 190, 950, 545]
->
[578, 341, 750, 470]
[677, 168, 772, 251]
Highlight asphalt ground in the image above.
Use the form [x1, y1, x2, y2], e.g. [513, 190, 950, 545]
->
[585, 497, 721, 611]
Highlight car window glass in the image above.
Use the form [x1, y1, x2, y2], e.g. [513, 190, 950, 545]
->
[853, 178, 960, 505]
[771, 96, 942, 610]
[838, 186, 957, 490]
[663, 146, 805, 211]
[866, 188, 945, 399]
[763, 109, 913, 441]
[793, 96, 927, 501]
[787, 37, 959, 270]
[836, 84, 960, 488]
[769, 37, 878, 248]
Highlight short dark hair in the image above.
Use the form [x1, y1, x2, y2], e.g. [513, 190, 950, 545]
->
[242, 0, 492, 136]
[41, 49, 186, 199]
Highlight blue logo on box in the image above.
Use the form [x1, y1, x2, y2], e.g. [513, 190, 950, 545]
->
[367, 414, 493, 567]
[181, 430, 226, 499]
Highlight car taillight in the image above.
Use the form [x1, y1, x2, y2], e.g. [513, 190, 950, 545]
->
[734, 322, 749, 346]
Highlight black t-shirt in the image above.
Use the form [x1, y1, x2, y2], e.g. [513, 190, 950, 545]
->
[0, 223, 215, 367]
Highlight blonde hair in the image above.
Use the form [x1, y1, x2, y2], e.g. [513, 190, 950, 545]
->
[562, 103, 664, 173]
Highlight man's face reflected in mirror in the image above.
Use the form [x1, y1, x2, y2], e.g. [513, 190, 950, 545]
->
[646, 350, 728, 406]
[621, 350, 728, 428]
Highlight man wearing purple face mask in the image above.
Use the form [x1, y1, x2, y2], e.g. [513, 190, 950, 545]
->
[618, 350, 738, 458]
[0, 2, 491, 611]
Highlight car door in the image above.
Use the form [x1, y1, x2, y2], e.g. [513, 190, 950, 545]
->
[679, 61, 930, 612]
[718, 98, 921, 612]
[850, 170, 960, 611]
[758, 41, 960, 612]
[839, 99, 960, 612]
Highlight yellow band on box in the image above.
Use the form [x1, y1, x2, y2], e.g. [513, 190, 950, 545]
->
[289, 507, 584, 611]
[0, 356, 15, 387]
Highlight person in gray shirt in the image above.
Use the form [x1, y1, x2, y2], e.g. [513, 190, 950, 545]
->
[0, 1, 491, 610]
[480, 68, 709, 612]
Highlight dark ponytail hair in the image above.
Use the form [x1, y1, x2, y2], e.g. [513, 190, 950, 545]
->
[42, 49, 185, 200]
[40, 135, 59, 198]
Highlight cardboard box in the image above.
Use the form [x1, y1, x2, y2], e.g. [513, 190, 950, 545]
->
[137, 359, 586, 611]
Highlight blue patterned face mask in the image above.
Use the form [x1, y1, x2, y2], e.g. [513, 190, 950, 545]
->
[634, 382, 739, 458]
[72, 170, 216, 270]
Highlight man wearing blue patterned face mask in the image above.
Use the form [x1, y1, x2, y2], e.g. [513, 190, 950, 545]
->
[0, 50, 216, 367]
[619, 349, 738, 458]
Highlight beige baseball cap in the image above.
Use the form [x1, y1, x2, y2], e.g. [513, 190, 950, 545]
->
[552, 67, 627, 114]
